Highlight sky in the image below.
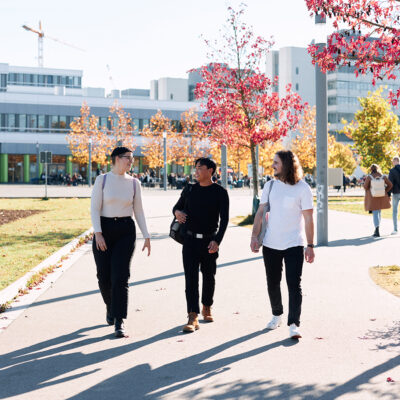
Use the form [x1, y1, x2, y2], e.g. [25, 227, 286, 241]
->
[0, 0, 320, 93]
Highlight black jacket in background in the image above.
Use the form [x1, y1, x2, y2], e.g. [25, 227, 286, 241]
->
[389, 164, 400, 194]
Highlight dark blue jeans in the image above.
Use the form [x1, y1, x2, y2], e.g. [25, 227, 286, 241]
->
[262, 246, 304, 327]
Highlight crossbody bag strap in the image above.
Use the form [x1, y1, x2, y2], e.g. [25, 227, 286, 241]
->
[102, 173, 107, 190]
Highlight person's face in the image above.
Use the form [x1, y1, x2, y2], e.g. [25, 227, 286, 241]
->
[117, 152, 133, 172]
[393, 158, 399, 167]
[272, 154, 283, 177]
[195, 162, 212, 181]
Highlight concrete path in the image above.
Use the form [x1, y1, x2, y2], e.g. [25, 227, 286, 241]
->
[0, 183, 365, 198]
[0, 192, 399, 399]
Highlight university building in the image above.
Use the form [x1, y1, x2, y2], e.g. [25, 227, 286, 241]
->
[0, 63, 201, 183]
[266, 46, 400, 142]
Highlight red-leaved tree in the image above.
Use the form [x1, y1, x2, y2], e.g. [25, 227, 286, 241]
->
[306, 0, 400, 104]
[193, 5, 305, 202]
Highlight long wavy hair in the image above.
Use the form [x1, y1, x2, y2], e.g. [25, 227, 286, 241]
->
[276, 150, 303, 185]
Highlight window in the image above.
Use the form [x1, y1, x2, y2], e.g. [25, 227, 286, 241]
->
[133, 118, 139, 132]
[27, 115, 37, 130]
[19, 114, 26, 131]
[295, 83, 299, 91]
[328, 113, 337, 123]
[295, 67, 299, 75]
[327, 81, 336, 90]
[59, 116, 67, 129]
[8, 114, 16, 130]
[51, 115, 59, 129]
[38, 115, 45, 131]
[38, 75, 45, 85]
[170, 93, 174, 100]
[328, 97, 337, 105]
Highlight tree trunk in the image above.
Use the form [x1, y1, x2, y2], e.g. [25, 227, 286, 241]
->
[250, 141, 259, 216]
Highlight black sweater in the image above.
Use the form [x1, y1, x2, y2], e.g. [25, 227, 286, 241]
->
[172, 183, 229, 244]
[389, 165, 400, 194]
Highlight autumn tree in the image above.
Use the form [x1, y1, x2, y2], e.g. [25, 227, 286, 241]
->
[193, 5, 305, 202]
[329, 141, 357, 175]
[180, 108, 210, 165]
[305, 0, 400, 104]
[342, 88, 400, 172]
[141, 110, 177, 170]
[109, 103, 137, 152]
[259, 140, 285, 176]
[209, 142, 251, 177]
[291, 105, 357, 175]
[67, 103, 112, 164]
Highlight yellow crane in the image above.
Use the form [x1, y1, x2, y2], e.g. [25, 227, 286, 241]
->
[22, 21, 85, 67]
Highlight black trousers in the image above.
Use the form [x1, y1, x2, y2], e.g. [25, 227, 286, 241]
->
[262, 246, 304, 327]
[182, 236, 218, 314]
[92, 217, 136, 320]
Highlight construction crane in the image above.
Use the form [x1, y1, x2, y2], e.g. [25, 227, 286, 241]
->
[22, 21, 85, 67]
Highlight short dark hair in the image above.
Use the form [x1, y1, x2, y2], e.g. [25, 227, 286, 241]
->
[276, 150, 303, 185]
[195, 157, 216, 175]
[110, 146, 132, 165]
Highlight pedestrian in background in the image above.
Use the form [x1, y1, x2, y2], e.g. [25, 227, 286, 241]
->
[251, 150, 314, 340]
[91, 146, 151, 338]
[388, 156, 400, 235]
[364, 164, 392, 237]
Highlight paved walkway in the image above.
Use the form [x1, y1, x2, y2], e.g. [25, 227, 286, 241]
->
[0, 193, 399, 399]
[0, 183, 365, 198]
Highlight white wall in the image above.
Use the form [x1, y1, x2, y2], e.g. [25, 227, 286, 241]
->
[158, 78, 188, 102]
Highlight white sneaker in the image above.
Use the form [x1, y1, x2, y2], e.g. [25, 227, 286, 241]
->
[391, 230, 398, 235]
[266, 315, 282, 330]
[289, 323, 302, 339]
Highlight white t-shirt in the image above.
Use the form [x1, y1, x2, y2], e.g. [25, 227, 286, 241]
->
[260, 179, 313, 250]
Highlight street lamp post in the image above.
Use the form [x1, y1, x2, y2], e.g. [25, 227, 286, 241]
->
[163, 132, 167, 191]
[88, 138, 92, 187]
[221, 144, 227, 189]
[36, 142, 40, 179]
[315, 14, 328, 245]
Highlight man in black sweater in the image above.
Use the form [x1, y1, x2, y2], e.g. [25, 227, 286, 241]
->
[173, 157, 229, 332]
[389, 156, 400, 234]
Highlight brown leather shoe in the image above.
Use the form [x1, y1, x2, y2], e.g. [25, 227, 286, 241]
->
[183, 312, 200, 332]
[202, 305, 214, 322]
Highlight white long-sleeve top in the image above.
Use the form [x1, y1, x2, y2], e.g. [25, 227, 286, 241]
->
[91, 171, 150, 238]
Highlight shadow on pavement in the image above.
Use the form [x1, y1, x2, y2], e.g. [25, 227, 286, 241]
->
[67, 331, 297, 400]
[328, 236, 384, 247]
[7, 256, 262, 313]
[0, 324, 183, 399]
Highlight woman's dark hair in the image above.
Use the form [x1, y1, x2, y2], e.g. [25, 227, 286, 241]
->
[370, 164, 381, 174]
[195, 157, 217, 175]
[276, 150, 303, 185]
[110, 146, 132, 165]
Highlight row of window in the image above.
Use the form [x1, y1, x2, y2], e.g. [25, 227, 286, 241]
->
[0, 114, 183, 133]
[328, 96, 361, 106]
[328, 80, 400, 92]
[328, 111, 400, 124]
[6, 73, 81, 88]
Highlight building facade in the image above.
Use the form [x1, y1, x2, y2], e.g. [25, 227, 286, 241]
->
[0, 63, 200, 183]
[266, 46, 400, 143]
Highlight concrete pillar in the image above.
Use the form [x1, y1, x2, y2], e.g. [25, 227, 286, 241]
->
[184, 163, 191, 175]
[23, 154, 30, 183]
[139, 157, 143, 173]
[66, 155, 73, 175]
[0, 153, 8, 183]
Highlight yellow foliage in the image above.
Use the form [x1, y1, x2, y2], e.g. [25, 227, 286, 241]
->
[259, 140, 284, 175]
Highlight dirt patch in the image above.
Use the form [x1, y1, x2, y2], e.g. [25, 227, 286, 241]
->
[369, 266, 400, 298]
[0, 209, 45, 226]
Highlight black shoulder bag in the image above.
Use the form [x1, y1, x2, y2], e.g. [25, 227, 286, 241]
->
[169, 185, 192, 244]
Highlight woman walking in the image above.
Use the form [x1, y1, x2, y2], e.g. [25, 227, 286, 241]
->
[91, 146, 151, 337]
[364, 164, 392, 237]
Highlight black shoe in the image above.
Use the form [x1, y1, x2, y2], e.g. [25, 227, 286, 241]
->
[373, 227, 380, 237]
[106, 306, 114, 326]
[114, 319, 126, 338]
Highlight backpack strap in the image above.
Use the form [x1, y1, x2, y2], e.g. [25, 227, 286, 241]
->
[133, 178, 136, 198]
[102, 174, 107, 189]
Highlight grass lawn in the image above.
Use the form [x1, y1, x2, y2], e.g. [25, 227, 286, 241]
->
[0, 198, 91, 291]
[369, 266, 400, 298]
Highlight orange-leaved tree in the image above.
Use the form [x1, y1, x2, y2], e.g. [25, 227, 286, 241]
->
[141, 110, 177, 169]
[67, 102, 112, 164]
[109, 103, 138, 152]
[259, 140, 285, 176]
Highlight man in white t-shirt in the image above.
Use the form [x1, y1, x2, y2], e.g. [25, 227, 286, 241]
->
[250, 150, 315, 339]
